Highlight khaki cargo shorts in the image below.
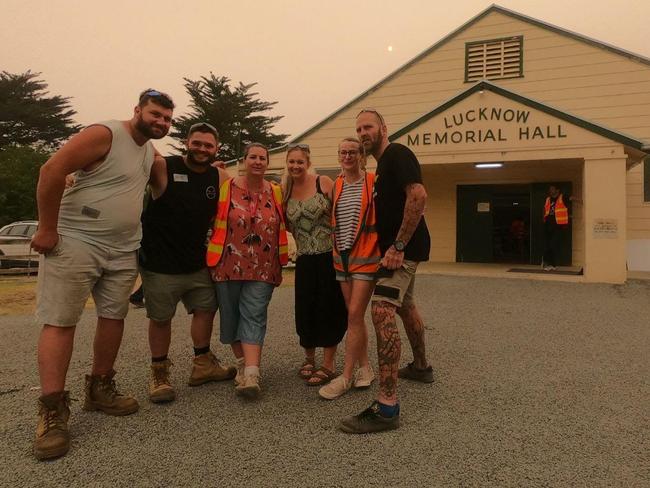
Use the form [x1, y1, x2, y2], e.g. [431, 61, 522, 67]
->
[371, 259, 419, 308]
[140, 267, 218, 322]
[36, 235, 138, 327]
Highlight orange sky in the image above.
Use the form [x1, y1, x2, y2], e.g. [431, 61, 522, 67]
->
[2, 0, 649, 153]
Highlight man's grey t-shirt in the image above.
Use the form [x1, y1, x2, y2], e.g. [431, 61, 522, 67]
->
[57, 120, 155, 252]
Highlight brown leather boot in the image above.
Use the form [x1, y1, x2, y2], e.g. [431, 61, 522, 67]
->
[83, 370, 139, 416]
[188, 352, 236, 386]
[34, 391, 71, 460]
[149, 359, 175, 403]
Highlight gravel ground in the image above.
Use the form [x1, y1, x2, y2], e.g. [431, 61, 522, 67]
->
[1, 275, 648, 487]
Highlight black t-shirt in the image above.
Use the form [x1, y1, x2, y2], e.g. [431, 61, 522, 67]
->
[139, 156, 220, 274]
[374, 143, 430, 261]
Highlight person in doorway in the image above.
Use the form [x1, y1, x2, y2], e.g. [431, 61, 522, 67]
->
[141, 122, 236, 404]
[542, 185, 570, 271]
[338, 109, 433, 434]
[283, 143, 348, 386]
[206, 143, 288, 399]
[318, 137, 378, 400]
[30, 89, 174, 460]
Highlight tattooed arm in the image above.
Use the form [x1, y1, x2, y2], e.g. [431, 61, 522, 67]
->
[382, 182, 427, 269]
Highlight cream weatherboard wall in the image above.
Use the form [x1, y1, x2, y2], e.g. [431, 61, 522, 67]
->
[273, 6, 650, 272]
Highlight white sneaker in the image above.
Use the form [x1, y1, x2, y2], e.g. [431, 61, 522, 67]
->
[318, 375, 352, 400]
[353, 365, 375, 388]
[234, 361, 245, 386]
[235, 374, 261, 399]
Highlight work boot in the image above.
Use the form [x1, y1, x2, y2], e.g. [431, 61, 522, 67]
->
[188, 352, 236, 386]
[83, 371, 139, 416]
[33, 391, 71, 461]
[149, 360, 175, 403]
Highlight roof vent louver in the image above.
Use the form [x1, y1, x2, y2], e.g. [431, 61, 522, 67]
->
[465, 36, 523, 82]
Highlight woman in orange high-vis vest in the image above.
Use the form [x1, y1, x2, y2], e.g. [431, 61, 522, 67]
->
[206, 143, 288, 399]
[319, 137, 380, 400]
[542, 184, 569, 271]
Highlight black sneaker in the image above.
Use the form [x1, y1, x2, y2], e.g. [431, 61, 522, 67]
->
[398, 362, 434, 383]
[339, 401, 400, 434]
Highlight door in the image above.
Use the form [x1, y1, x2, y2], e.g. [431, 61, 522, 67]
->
[456, 185, 493, 262]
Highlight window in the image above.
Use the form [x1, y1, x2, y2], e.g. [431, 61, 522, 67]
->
[465, 36, 523, 82]
[8, 225, 28, 236]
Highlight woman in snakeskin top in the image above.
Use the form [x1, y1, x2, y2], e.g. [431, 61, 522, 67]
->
[284, 144, 347, 386]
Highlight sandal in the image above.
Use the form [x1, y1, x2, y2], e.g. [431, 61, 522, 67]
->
[306, 366, 336, 386]
[298, 359, 315, 379]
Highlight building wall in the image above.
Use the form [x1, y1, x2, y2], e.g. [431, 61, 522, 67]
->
[285, 10, 650, 241]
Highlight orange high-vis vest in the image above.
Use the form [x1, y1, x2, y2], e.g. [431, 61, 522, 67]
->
[331, 172, 380, 275]
[206, 179, 288, 267]
[544, 194, 569, 225]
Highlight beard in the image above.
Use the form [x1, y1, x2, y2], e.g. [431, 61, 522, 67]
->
[362, 132, 382, 155]
[187, 148, 215, 166]
[135, 115, 168, 140]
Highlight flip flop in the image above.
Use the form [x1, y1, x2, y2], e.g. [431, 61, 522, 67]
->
[306, 366, 336, 386]
[298, 359, 315, 379]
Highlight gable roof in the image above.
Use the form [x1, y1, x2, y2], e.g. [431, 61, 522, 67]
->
[389, 80, 649, 152]
[285, 4, 650, 147]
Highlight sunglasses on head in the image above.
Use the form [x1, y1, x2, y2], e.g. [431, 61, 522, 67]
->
[139, 89, 173, 104]
[357, 108, 385, 125]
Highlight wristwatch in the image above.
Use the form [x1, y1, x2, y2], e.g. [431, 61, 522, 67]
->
[393, 240, 406, 252]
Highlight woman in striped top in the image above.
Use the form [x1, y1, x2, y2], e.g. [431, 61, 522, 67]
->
[319, 137, 378, 400]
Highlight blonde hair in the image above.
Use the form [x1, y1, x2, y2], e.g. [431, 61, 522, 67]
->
[338, 137, 367, 170]
[281, 147, 312, 212]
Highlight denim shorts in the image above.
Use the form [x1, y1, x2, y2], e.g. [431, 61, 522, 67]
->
[214, 280, 275, 345]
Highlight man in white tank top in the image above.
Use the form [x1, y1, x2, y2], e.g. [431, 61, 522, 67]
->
[30, 89, 174, 461]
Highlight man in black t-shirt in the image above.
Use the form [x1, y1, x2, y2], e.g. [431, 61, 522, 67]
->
[141, 123, 236, 404]
[339, 109, 433, 434]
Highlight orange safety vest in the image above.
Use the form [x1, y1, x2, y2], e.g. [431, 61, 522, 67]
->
[331, 172, 380, 275]
[206, 178, 288, 267]
[544, 194, 569, 225]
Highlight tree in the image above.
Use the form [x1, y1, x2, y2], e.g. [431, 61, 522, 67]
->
[0, 71, 81, 150]
[0, 146, 49, 226]
[170, 74, 288, 161]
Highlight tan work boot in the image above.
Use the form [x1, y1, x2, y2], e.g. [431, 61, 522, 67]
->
[34, 391, 71, 461]
[83, 370, 139, 416]
[149, 359, 175, 403]
[188, 352, 236, 386]
[235, 373, 261, 399]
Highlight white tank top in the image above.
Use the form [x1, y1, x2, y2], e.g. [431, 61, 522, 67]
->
[57, 120, 154, 252]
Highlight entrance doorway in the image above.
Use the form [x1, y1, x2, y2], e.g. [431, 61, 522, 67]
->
[456, 183, 572, 265]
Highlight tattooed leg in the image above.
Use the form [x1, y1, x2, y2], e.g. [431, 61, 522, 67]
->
[397, 300, 428, 369]
[371, 300, 401, 405]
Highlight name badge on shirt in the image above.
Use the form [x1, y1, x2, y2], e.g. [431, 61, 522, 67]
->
[173, 173, 189, 183]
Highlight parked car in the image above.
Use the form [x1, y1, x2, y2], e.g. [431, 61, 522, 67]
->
[0, 221, 38, 264]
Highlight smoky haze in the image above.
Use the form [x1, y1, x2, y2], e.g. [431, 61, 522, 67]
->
[2, 0, 649, 154]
